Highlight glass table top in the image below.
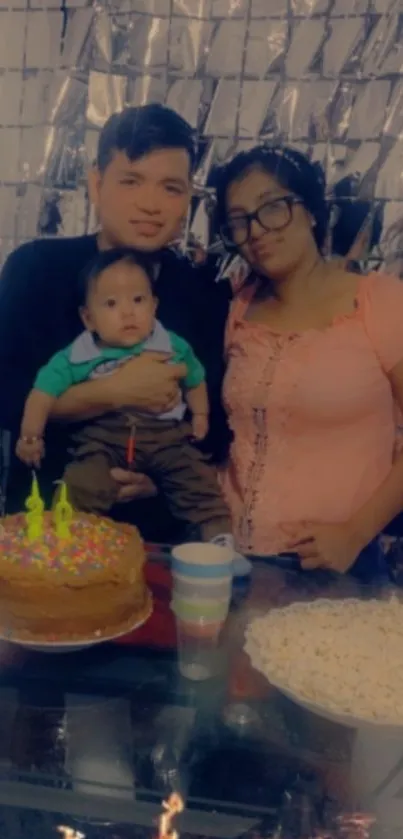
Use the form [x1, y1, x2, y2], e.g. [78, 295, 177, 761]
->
[0, 551, 400, 839]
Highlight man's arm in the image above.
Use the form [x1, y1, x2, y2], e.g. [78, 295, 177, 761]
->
[0, 244, 48, 433]
[50, 378, 117, 422]
[50, 352, 188, 423]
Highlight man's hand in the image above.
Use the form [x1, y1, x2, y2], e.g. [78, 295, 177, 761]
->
[110, 468, 158, 503]
[107, 352, 187, 415]
[287, 522, 365, 574]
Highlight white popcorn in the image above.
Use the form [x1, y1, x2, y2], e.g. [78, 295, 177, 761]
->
[245, 596, 403, 724]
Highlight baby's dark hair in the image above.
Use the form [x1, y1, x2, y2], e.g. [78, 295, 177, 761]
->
[77, 248, 157, 308]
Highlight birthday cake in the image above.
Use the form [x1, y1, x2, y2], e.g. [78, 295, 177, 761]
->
[0, 511, 152, 642]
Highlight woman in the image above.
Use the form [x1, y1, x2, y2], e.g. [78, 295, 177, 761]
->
[215, 145, 403, 578]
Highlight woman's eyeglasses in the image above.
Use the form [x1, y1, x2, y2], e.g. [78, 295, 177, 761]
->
[220, 195, 303, 247]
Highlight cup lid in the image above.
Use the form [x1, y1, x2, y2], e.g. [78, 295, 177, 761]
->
[171, 542, 233, 566]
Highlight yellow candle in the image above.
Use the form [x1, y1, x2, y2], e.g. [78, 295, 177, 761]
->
[53, 481, 73, 540]
[26, 512, 43, 541]
[25, 472, 44, 541]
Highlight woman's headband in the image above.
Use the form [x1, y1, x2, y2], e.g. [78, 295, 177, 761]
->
[258, 144, 326, 188]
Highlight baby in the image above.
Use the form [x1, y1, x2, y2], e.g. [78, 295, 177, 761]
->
[17, 248, 235, 549]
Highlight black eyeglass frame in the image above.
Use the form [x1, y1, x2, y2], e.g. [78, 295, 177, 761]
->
[220, 194, 304, 247]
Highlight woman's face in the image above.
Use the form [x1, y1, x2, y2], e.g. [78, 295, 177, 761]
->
[225, 165, 317, 279]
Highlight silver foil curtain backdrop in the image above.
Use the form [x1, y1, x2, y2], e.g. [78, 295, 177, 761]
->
[0, 0, 402, 273]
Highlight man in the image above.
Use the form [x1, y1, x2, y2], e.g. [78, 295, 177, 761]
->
[0, 104, 231, 540]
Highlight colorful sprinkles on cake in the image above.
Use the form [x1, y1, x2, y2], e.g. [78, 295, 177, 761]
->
[0, 512, 128, 573]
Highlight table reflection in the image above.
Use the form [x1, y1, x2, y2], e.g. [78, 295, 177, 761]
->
[0, 552, 399, 838]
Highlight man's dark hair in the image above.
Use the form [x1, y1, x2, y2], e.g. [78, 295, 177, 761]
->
[96, 104, 197, 174]
[77, 248, 157, 307]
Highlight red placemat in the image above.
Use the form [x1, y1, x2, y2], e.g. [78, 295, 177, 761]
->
[116, 561, 177, 649]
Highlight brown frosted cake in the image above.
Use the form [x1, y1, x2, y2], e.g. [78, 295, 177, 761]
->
[0, 512, 152, 642]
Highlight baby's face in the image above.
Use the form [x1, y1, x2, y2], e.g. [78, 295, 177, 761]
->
[82, 260, 157, 347]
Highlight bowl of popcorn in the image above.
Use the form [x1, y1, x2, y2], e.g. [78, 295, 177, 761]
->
[244, 595, 403, 728]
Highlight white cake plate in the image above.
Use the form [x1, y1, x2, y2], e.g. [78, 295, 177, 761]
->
[0, 610, 152, 653]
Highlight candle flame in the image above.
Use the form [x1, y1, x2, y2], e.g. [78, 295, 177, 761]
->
[336, 812, 376, 838]
[57, 827, 85, 839]
[158, 793, 184, 839]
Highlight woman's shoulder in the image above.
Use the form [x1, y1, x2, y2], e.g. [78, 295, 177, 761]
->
[358, 270, 403, 306]
[331, 267, 402, 308]
[355, 271, 403, 372]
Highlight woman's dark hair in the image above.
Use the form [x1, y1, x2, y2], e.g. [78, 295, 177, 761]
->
[213, 145, 329, 251]
[77, 248, 157, 307]
[213, 146, 384, 262]
[97, 104, 197, 175]
[330, 174, 383, 258]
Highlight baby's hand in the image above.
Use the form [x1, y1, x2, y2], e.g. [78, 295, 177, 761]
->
[16, 436, 44, 468]
[191, 413, 209, 441]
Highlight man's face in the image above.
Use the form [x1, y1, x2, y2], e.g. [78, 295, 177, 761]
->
[89, 148, 192, 251]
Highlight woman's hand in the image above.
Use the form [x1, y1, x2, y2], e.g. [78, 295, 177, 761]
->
[107, 352, 187, 414]
[287, 522, 365, 574]
[110, 468, 158, 503]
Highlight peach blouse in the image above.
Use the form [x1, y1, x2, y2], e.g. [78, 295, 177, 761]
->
[221, 273, 403, 555]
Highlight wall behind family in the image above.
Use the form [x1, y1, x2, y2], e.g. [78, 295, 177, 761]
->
[0, 0, 402, 273]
